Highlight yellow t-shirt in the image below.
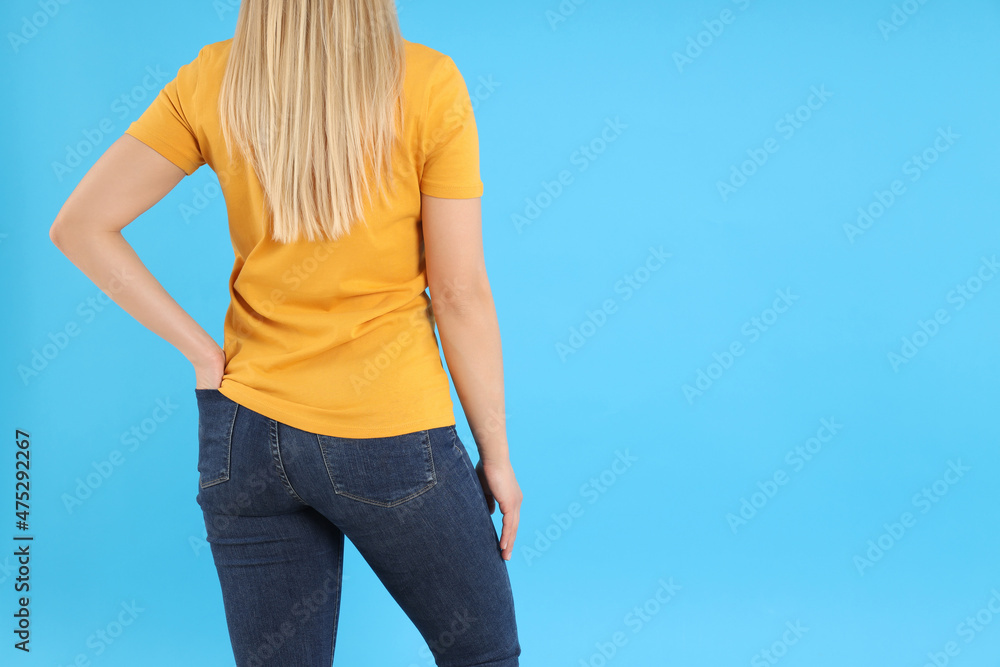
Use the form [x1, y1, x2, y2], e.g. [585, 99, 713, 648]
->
[124, 38, 483, 437]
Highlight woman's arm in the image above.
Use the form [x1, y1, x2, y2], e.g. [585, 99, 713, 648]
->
[48, 134, 226, 387]
[421, 194, 508, 460]
[421, 193, 521, 560]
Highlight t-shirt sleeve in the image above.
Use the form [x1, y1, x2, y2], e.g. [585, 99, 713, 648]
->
[419, 55, 484, 199]
[124, 46, 207, 176]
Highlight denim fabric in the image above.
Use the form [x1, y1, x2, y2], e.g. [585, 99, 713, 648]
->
[194, 388, 520, 666]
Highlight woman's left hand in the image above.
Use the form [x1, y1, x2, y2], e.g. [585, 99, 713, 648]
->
[192, 344, 227, 390]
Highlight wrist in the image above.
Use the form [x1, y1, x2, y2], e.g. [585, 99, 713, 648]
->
[186, 338, 225, 370]
[478, 456, 512, 468]
[476, 440, 510, 465]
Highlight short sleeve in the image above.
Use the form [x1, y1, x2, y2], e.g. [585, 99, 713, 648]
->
[124, 47, 207, 176]
[419, 55, 484, 199]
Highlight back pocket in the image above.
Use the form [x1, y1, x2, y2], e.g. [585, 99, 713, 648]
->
[317, 429, 436, 507]
[195, 388, 239, 488]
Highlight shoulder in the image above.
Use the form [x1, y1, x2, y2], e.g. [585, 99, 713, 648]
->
[163, 39, 232, 81]
[403, 38, 459, 81]
[165, 39, 231, 98]
[198, 38, 234, 66]
[403, 39, 447, 65]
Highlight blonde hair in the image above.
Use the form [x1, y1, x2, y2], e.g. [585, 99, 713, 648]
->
[218, 0, 405, 243]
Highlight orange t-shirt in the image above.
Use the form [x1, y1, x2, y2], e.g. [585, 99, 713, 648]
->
[124, 38, 483, 437]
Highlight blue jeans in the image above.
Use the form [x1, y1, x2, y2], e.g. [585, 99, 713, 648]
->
[194, 388, 521, 666]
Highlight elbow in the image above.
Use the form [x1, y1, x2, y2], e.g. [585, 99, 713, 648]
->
[48, 217, 94, 250]
[430, 275, 493, 319]
[48, 221, 66, 248]
[48, 211, 77, 247]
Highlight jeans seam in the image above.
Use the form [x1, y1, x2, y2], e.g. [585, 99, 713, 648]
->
[318, 430, 437, 508]
[449, 424, 464, 457]
[199, 401, 238, 489]
[329, 533, 344, 667]
[269, 419, 308, 505]
[451, 427, 477, 476]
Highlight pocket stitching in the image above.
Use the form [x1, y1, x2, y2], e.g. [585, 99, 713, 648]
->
[198, 397, 238, 489]
[321, 429, 436, 508]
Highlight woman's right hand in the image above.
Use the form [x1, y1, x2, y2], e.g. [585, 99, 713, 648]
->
[192, 343, 227, 390]
[475, 458, 522, 561]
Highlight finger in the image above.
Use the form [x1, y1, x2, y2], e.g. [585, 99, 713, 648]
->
[499, 510, 517, 560]
[497, 501, 509, 548]
[506, 513, 519, 559]
[504, 504, 520, 558]
[499, 523, 511, 560]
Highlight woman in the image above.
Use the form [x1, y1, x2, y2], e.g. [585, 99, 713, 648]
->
[48, 1, 522, 665]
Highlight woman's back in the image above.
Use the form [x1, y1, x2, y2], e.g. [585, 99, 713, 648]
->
[124, 37, 484, 438]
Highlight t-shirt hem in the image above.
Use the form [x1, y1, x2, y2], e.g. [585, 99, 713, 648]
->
[419, 181, 484, 199]
[124, 127, 202, 176]
[217, 379, 456, 438]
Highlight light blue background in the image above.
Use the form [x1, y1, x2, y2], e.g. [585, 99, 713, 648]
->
[2, 0, 1000, 665]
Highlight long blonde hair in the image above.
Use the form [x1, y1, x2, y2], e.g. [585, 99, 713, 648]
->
[218, 0, 405, 244]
